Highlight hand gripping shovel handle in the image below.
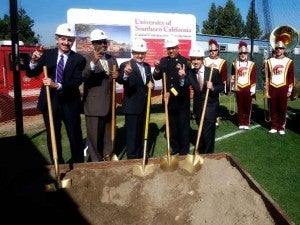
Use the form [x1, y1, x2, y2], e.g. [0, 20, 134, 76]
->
[194, 67, 214, 156]
[43, 66, 61, 187]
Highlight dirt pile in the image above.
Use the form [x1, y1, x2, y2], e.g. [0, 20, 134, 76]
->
[64, 157, 275, 225]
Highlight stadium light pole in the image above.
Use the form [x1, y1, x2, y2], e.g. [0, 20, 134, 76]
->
[10, 0, 24, 142]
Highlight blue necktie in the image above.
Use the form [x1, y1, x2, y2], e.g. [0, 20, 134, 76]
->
[56, 54, 64, 83]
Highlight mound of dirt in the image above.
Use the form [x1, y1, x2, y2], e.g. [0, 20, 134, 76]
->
[64, 157, 276, 225]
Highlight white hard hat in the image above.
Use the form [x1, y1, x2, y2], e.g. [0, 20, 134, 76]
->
[189, 45, 205, 57]
[55, 23, 76, 37]
[164, 35, 179, 48]
[90, 29, 108, 41]
[131, 39, 148, 52]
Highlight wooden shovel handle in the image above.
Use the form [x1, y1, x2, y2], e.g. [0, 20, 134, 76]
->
[163, 73, 171, 155]
[111, 65, 116, 147]
[43, 66, 58, 161]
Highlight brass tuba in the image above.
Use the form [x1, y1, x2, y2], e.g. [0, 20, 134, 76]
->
[269, 25, 299, 54]
[270, 25, 299, 101]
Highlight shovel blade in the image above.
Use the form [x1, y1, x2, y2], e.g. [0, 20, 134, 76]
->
[104, 154, 119, 161]
[44, 178, 72, 192]
[110, 154, 119, 161]
[61, 178, 72, 188]
[132, 164, 155, 177]
[160, 155, 179, 172]
[182, 154, 204, 174]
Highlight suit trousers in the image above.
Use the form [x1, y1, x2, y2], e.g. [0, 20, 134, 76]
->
[168, 108, 190, 155]
[85, 114, 112, 161]
[125, 113, 145, 159]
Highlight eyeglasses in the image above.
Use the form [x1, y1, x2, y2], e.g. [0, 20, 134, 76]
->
[239, 52, 247, 55]
[209, 50, 217, 52]
[275, 47, 285, 50]
[92, 40, 107, 45]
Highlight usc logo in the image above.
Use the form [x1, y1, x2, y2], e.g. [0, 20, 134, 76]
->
[273, 65, 284, 75]
[238, 67, 247, 76]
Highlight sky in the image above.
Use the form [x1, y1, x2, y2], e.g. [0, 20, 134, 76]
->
[0, 0, 299, 46]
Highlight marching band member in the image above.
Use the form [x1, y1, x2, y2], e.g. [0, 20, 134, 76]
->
[231, 41, 256, 130]
[265, 36, 295, 135]
[204, 39, 227, 126]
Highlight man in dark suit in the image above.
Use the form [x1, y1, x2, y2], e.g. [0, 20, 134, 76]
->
[27, 23, 86, 164]
[82, 29, 119, 161]
[117, 39, 154, 159]
[153, 35, 191, 155]
[186, 45, 224, 154]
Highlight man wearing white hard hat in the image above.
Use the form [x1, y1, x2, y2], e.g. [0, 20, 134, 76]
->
[117, 39, 154, 159]
[82, 29, 119, 161]
[186, 45, 223, 154]
[27, 23, 86, 164]
[153, 35, 190, 156]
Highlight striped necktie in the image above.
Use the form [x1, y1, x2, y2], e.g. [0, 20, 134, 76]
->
[138, 63, 146, 84]
[56, 54, 64, 83]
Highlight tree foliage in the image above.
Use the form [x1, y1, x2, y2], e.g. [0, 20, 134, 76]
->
[244, 3, 262, 39]
[0, 8, 39, 45]
[202, 3, 218, 34]
[202, 0, 261, 39]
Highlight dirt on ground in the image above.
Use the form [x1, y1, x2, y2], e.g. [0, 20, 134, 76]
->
[0, 97, 280, 225]
[62, 157, 275, 225]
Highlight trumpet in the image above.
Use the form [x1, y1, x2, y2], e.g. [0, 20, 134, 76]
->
[263, 61, 271, 122]
[291, 81, 300, 100]
[263, 60, 271, 99]
[228, 60, 239, 115]
[230, 60, 239, 92]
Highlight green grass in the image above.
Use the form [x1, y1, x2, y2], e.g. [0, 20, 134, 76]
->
[2, 90, 300, 224]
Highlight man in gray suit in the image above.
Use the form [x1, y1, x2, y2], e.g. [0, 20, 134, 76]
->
[82, 29, 119, 161]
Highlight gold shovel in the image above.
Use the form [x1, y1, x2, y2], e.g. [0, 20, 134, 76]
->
[160, 72, 179, 171]
[105, 64, 119, 161]
[133, 86, 155, 176]
[43, 66, 71, 191]
[183, 67, 214, 173]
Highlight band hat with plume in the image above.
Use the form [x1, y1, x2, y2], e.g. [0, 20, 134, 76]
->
[209, 39, 219, 51]
[275, 36, 286, 49]
[238, 41, 249, 53]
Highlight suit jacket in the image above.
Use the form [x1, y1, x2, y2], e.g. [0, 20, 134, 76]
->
[82, 52, 118, 116]
[26, 48, 86, 112]
[117, 59, 152, 114]
[152, 54, 190, 111]
[186, 66, 224, 121]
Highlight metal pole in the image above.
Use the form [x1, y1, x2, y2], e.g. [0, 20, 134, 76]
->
[250, 0, 255, 60]
[9, 0, 24, 142]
